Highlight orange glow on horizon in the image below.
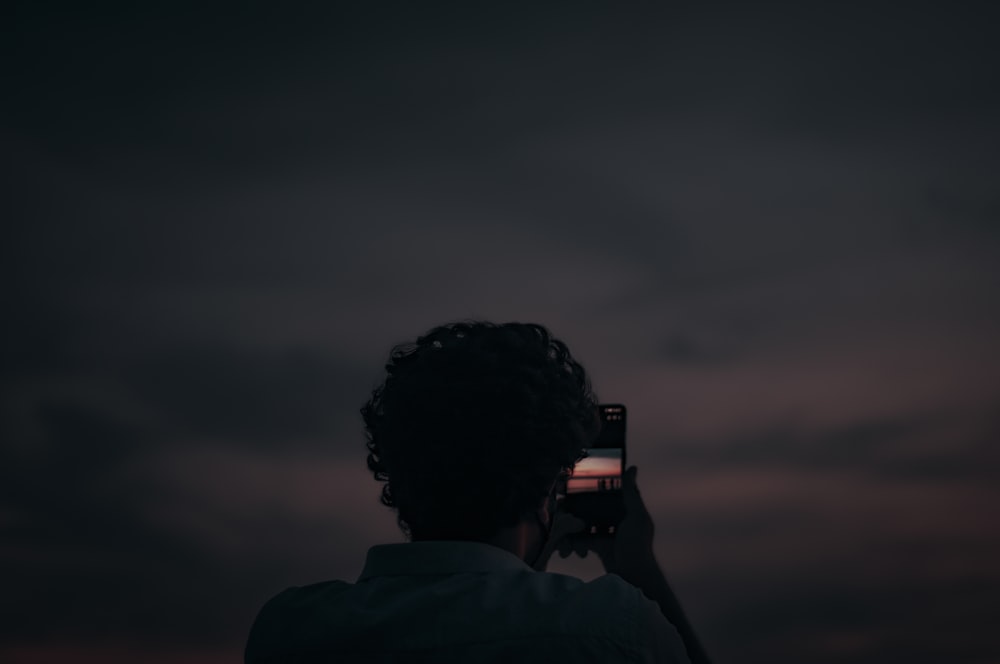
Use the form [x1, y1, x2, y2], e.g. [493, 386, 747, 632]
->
[571, 451, 621, 478]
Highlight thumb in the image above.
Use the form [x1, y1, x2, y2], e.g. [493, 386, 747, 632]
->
[622, 465, 642, 506]
[623, 465, 638, 490]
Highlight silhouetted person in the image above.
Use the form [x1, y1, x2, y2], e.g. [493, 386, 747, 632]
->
[245, 321, 710, 663]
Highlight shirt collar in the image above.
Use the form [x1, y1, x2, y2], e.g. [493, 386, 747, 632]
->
[358, 541, 534, 581]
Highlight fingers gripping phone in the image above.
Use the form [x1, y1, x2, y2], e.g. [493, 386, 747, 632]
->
[558, 404, 626, 536]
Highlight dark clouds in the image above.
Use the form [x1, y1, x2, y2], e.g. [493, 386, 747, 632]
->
[3, 3, 1000, 663]
[121, 346, 370, 446]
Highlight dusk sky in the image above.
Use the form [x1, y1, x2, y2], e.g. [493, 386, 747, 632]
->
[3, 3, 999, 663]
[570, 449, 622, 478]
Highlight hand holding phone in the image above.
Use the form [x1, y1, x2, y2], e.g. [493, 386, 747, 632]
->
[557, 404, 627, 537]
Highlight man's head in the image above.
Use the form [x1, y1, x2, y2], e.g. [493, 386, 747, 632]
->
[362, 321, 599, 542]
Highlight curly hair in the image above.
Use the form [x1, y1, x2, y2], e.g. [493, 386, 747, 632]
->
[361, 321, 600, 541]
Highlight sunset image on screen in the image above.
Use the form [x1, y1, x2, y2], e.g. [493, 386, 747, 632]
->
[567, 449, 622, 493]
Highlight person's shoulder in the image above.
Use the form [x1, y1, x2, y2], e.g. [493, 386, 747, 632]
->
[544, 573, 690, 662]
[564, 572, 659, 618]
[255, 579, 353, 619]
[245, 580, 352, 662]
[518, 571, 653, 628]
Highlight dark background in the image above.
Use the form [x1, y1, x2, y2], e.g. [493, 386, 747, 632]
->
[3, 3, 999, 662]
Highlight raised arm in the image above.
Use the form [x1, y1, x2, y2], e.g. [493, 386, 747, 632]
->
[563, 466, 713, 664]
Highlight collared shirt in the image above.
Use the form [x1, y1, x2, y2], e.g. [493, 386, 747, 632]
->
[245, 540, 691, 663]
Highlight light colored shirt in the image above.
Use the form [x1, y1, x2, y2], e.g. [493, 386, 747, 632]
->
[245, 540, 691, 663]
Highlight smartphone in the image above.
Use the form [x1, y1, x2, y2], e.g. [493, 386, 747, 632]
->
[558, 403, 626, 536]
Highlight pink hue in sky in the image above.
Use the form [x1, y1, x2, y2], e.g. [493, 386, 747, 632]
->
[0, 644, 238, 664]
[571, 450, 622, 478]
[4, 4, 999, 663]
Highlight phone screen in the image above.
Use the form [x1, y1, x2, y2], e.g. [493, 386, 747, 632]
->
[566, 449, 623, 493]
[559, 404, 626, 534]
